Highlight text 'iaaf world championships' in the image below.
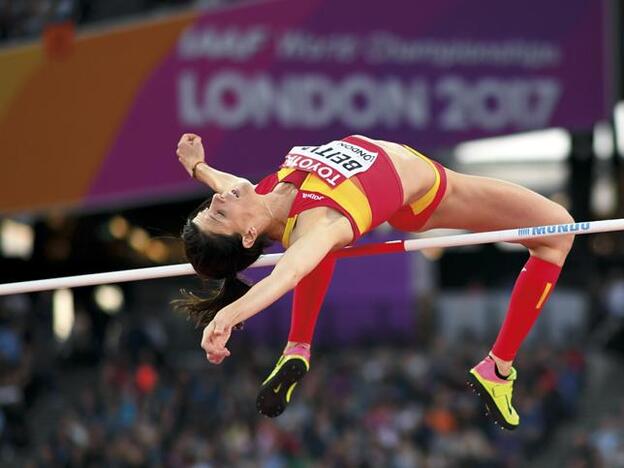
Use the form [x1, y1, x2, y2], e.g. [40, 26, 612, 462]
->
[177, 27, 561, 69]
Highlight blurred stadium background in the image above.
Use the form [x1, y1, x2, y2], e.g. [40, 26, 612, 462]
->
[1, 0, 624, 466]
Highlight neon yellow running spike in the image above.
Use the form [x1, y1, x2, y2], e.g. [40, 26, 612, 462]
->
[468, 357, 519, 430]
[256, 354, 309, 418]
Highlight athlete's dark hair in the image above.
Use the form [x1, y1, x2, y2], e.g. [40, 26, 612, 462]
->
[172, 201, 272, 329]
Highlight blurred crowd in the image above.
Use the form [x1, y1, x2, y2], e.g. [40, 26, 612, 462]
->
[4, 280, 624, 467]
[583, 410, 624, 467]
[565, 413, 624, 468]
[0, 296, 591, 468]
[0, 297, 36, 457]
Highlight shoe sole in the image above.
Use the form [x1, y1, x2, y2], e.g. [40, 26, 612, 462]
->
[467, 372, 518, 431]
[256, 359, 308, 418]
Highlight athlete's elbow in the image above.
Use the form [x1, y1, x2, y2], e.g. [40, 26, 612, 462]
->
[272, 268, 303, 291]
[289, 269, 307, 288]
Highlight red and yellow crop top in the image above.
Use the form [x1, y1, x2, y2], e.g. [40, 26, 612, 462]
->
[254, 135, 405, 247]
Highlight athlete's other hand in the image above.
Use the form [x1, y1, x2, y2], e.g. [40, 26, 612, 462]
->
[201, 315, 232, 365]
[176, 133, 206, 176]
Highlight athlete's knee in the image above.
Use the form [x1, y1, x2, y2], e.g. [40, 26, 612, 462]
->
[553, 206, 575, 254]
[529, 206, 575, 264]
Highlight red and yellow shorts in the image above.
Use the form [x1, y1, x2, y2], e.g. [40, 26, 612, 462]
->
[388, 145, 447, 232]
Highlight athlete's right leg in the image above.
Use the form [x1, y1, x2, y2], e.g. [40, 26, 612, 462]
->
[256, 255, 336, 417]
[422, 170, 574, 429]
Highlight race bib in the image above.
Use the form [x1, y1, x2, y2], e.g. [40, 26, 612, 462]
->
[280, 140, 378, 187]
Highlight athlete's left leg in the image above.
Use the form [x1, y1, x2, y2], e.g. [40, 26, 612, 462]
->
[256, 255, 336, 417]
[422, 169, 575, 429]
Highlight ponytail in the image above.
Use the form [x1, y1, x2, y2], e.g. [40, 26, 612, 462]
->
[172, 275, 251, 329]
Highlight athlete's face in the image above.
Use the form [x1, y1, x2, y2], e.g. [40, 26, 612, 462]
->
[192, 180, 258, 239]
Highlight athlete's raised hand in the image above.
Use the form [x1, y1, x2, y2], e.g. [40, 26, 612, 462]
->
[176, 133, 206, 177]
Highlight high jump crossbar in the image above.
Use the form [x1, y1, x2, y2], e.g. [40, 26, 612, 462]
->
[0, 218, 623, 296]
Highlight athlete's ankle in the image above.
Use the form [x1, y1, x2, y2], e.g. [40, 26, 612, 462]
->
[284, 341, 310, 350]
[283, 342, 311, 359]
[488, 352, 512, 378]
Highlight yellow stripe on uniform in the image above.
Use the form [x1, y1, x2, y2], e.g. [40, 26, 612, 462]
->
[281, 216, 297, 247]
[403, 145, 441, 215]
[536, 282, 553, 309]
[277, 167, 296, 180]
[300, 175, 372, 234]
[280, 173, 373, 248]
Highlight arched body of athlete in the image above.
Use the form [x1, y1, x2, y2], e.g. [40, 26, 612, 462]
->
[175, 133, 574, 430]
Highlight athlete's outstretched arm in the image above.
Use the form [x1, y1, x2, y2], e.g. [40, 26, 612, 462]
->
[176, 133, 250, 192]
[201, 219, 352, 363]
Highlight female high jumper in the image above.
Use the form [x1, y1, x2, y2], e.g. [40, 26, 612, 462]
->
[173, 132, 574, 430]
